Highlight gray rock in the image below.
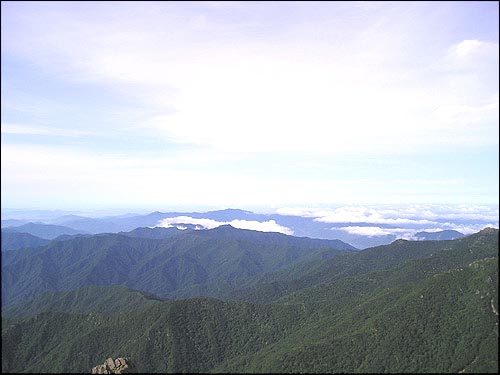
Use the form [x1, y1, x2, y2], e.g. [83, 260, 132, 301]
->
[91, 357, 136, 374]
[106, 358, 116, 369]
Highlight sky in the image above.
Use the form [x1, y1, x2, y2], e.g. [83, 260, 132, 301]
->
[1, 1, 499, 212]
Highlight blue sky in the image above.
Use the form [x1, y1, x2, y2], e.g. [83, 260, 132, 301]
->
[1, 1, 499, 211]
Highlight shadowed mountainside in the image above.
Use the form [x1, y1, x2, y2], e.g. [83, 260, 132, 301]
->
[2, 228, 497, 373]
[1, 226, 355, 306]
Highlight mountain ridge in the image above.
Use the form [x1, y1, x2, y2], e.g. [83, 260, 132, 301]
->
[2, 227, 497, 373]
[2, 222, 89, 240]
[1, 226, 355, 306]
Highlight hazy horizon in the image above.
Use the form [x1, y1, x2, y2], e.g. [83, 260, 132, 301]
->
[2, 203, 498, 240]
[2, 201, 500, 216]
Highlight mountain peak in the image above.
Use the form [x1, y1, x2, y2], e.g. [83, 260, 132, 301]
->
[392, 239, 409, 245]
[223, 208, 250, 212]
[213, 224, 237, 230]
[208, 208, 253, 215]
[479, 227, 498, 234]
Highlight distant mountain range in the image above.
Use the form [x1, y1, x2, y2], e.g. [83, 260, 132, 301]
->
[2, 228, 497, 373]
[1, 219, 29, 227]
[413, 229, 465, 241]
[2, 222, 89, 240]
[0, 208, 480, 248]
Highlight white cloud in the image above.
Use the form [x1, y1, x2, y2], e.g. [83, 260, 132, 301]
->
[159, 217, 221, 229]
[276, 205, 499, 240]
[337, 226, 409, 237]
[229, 219, 293, 235]
[441, 223, 499, 235]
[451, 39, 499, 60]
[438, 39, 499, 80]
[2, 4, 498, 208]
[4, 4, 498, 156]
[312, 206, 436, 225]
[276, 205, 500, 225]
[337, 222, 499, 239]
[415, 228, 444, 233]
[276, 207, 328, 218]
[156, 216, 293, 235]
[8, 143, 480, 208]
[429, 94, 499, 145]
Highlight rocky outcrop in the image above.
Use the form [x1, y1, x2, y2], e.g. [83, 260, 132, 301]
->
[91, 357, 136, 374]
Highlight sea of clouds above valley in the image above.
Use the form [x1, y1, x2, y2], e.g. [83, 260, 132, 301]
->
[157, 216, 294, 235]
[155, 204, 499, 239]
[278, 204, 499, 236]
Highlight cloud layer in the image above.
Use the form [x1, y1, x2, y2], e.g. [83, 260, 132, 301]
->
[277, 204, 499, 238]
[156, 216, 294, 235]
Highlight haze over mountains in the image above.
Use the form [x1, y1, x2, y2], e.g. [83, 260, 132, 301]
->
[413, 229, 465, 241]
[2, 205, 497, 249]
[2, 222, 89, 240]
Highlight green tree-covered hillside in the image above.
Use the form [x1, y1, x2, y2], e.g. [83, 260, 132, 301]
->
[2, 228, 497, 373]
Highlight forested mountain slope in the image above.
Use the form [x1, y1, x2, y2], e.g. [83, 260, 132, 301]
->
[1, 226, 354, 306]
[230, 228, 498, 304]
[2, 228, 497, 373]
[1, 231, 50, 252]
[2, 285, 164, 318]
